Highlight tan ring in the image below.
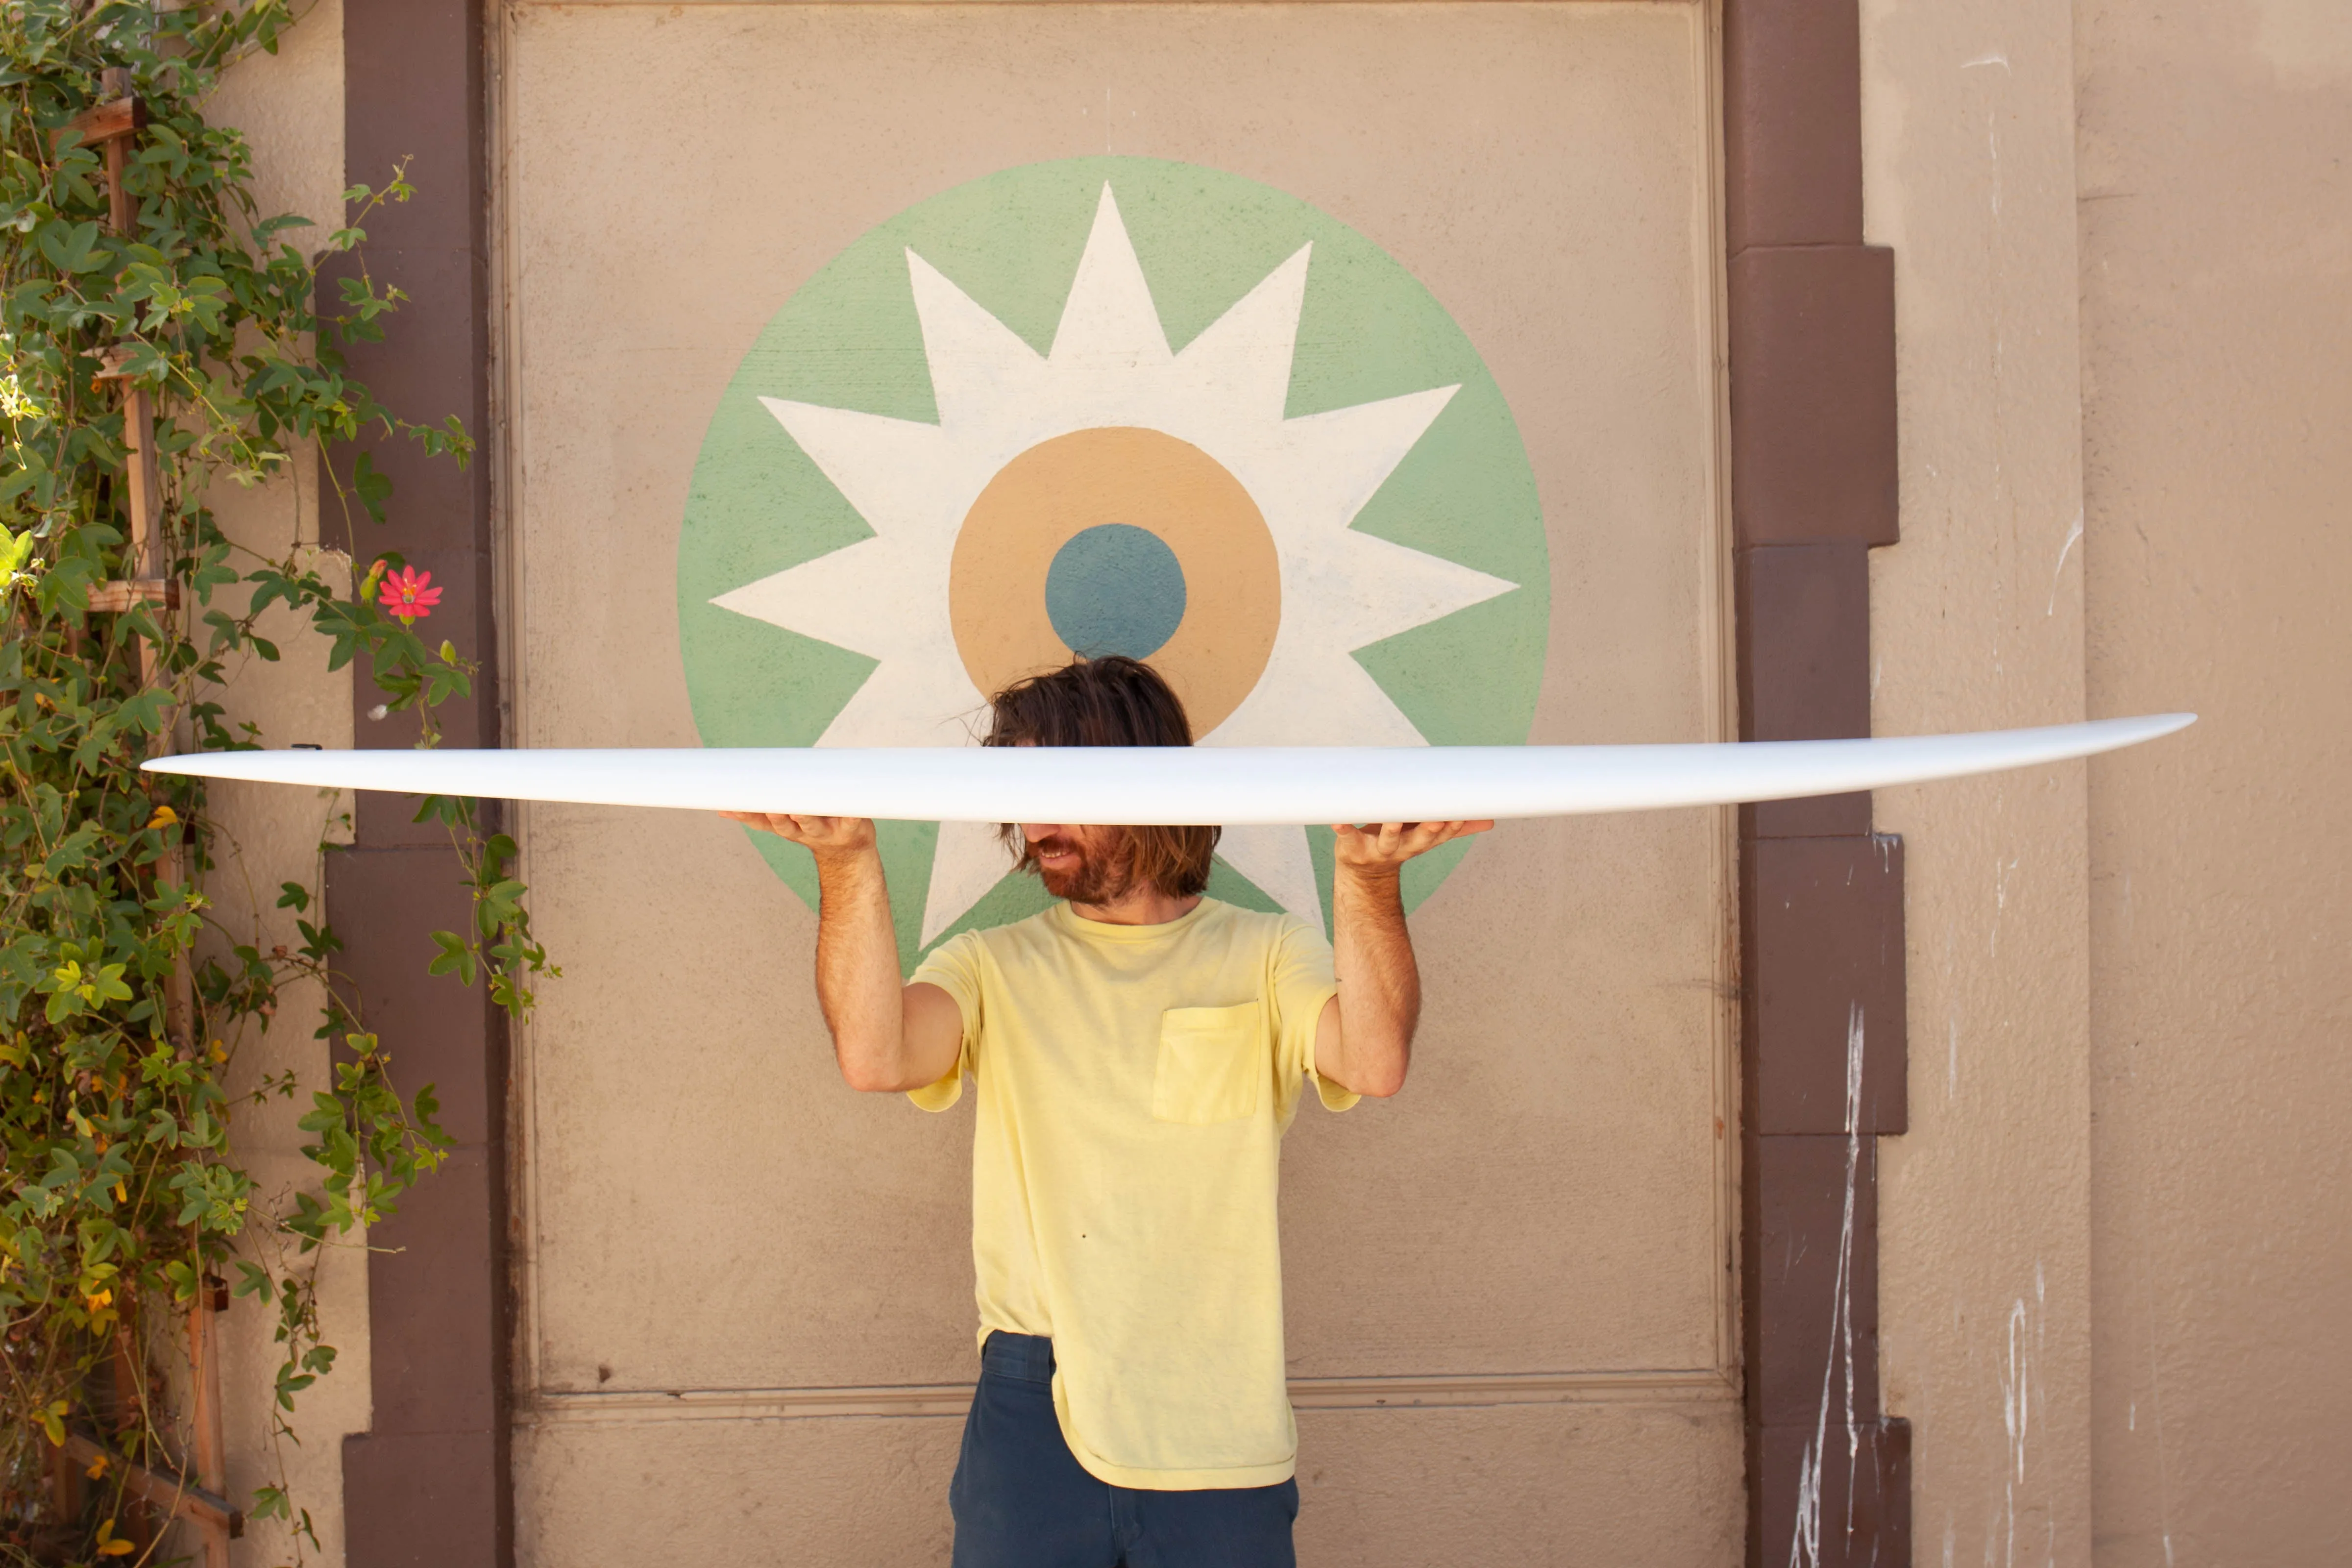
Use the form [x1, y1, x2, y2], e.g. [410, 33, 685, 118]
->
[948, 426, 1281, 735]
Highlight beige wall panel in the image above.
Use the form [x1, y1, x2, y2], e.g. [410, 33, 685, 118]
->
[514, 1401, 1740, 1566]
[2075, 4, 2352, 1562]
[515, 1417, 963, 1565]
[1860, 0, 2095, 1563]
[499, 0, 1736, 1554]
[196, 6, 372, 1566]
[1292, 1403, 1743, 1561]
[1278, 808, 1730, 1377]
[519, 803, 979, 1388]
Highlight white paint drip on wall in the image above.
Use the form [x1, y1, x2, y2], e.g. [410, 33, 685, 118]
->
[1788, 1002, 1867, 1568]
[2141, 1254, 2180, 1568]
[1996, 1264, 2049, 1568]
[1990, 857, 2020, 956]
[2006, 1297, 2029, 1566]
[1987, 111, 2003, 220]
[1962, 49, 2010, 71]
[2037, 1265, 2049, 1568]
[2046, 511, 2084, 615]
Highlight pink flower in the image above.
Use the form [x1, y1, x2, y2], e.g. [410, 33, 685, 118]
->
[378, 564, 442, 625]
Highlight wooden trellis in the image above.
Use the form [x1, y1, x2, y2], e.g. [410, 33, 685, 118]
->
[47, 65, 239, 1567]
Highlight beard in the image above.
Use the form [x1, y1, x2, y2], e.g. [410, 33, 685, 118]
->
[1021, 828, 1137, 905]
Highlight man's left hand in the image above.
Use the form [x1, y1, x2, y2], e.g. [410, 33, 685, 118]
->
[1330, 820, 1494, 873]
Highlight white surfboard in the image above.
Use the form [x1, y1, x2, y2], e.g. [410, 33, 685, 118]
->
[141, 713, 2192, 825]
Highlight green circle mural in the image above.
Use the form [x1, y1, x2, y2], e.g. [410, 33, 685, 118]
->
[678, 156, 1548, 970]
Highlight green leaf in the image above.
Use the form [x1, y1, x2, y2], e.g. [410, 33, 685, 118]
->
[426, 929, 474, 984]
[36, 218, 104, 274]
[352, 448, 392, 522]
[253, 213, 316, 245]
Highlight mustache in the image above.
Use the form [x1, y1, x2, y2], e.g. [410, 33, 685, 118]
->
[1017, 830, 1132, 884]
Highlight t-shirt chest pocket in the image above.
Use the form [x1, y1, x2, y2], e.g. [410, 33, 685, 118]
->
[1152, 1003, 1265, 1125]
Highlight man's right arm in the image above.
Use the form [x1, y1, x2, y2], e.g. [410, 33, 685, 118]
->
[720, 813, 965, 1093]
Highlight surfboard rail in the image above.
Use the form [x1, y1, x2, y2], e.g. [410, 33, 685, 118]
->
[139, 713, 2195, 826]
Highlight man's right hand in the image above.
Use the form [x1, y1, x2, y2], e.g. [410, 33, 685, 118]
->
[720, 812, 877, 856]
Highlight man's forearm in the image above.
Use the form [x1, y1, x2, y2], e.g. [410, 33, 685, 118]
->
[812, 843, 916, 1089]
[1325, 864, 1419, 1097]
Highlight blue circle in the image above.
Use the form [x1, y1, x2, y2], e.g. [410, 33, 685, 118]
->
[1045, 524, 1188, 660]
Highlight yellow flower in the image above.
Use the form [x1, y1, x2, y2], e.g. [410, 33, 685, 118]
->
[0, 372, 44, 419]
[86, 1288, 112, 1313]
[147, 804, 178, 830]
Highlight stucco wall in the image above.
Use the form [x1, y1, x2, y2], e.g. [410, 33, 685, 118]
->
[1865, 1, 2352, 1563]
[2076, 3, 2352, 1563]
[195, 6, 369, 1564]
[1861, 0, 2097, 1560]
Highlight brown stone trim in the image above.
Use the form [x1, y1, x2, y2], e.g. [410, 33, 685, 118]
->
[328, 2, 509, 1565]
[1749, 1416, 1911, 1563]
[1728, 247, 1899, 549]
[1723, 0, 1863, 252]
[1735, 542, 1872, 839]
[1741, 836, 1907, 1138]
[1725, 0, 1910, 1562]
[1741, 1132, 1879, 1425]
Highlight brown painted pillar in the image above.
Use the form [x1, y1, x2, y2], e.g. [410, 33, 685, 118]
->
[326, 3, 509, 1565]
[1724, 0, 1911, 1561]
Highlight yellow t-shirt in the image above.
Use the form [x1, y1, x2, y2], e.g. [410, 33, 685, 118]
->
[909, 896, 1353, 1491]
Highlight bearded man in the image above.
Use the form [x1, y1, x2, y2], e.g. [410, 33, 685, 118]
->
[724, 656, 1486, 1568]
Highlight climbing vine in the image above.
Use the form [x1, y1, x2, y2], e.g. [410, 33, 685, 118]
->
[0, 3, 550, 1562]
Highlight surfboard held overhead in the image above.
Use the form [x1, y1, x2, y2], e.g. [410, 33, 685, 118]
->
[140, 713, 2194, 826]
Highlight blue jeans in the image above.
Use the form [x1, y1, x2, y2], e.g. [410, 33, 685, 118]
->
[949, 1332, 1300, 1568]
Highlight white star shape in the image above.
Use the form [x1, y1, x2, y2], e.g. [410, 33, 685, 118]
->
[714, 184, 1514, 942]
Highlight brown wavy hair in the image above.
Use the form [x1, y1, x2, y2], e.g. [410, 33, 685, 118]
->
[986, 657, 1220, 899]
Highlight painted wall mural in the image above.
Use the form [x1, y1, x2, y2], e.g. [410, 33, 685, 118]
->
[677, 157, 1549, 965]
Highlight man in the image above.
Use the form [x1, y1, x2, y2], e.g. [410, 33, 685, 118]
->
[724, 656, 1486, 1568]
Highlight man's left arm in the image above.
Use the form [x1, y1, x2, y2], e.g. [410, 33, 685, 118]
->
[1313, 820, 1494, 1098]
